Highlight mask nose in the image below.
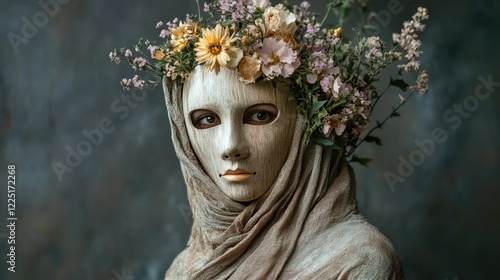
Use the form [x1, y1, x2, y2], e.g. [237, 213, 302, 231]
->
[221, 123, 249, 161]
[222, 148, 249, 160]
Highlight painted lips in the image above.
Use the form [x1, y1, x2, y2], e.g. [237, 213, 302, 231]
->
[221, 168, 256, 182]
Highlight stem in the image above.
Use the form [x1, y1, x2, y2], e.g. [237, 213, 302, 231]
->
[346, 90, 416, 157]
[320, 1, 335, 28]
[195, 0, 201, 19]
[369, 81, 391, 113]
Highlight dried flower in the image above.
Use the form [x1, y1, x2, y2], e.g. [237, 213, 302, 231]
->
[153, 50, 165, 60]
[323, 114, 346, 137]
[263, 4, 297, 35]
[334, 27, 342, 37]
[392, 7, 429, 72]
[253, 0, 270, 9]
[410, 70, 429, 95]
[194, 24, 243, 74]
[170, 22, 199, 52]
[238, 53, 263, 83]
[258, 37, 300, 78]
[111, 1, 430, 158]
[365, 37, 383, 59]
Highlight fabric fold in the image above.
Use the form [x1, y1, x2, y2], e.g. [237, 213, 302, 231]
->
[162, 77, 403, 279]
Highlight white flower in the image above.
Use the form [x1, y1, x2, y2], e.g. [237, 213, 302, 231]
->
[253, 0, 270, 9]
[263, 4, 297, 35]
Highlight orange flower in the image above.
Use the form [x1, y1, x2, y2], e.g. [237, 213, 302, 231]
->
[153, 50, 165, 60]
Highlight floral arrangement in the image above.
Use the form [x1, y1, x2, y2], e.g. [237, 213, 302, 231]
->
[110, 0, 429, 165]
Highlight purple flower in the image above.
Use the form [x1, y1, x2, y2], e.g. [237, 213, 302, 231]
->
[159, 29, 169, 39]
[133, 57, 147, 70]
[156, 21, 163, 29]
[306, 23, 318, 36]
[319, 74, 334, 92]
[300, 1, 311, 9]
[132, 75, 145, 88]
[124, 49, 132, 57]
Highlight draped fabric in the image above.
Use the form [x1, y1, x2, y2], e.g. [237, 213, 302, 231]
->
[162, 78, 404, 279]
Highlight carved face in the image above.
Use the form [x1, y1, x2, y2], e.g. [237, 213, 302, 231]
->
[183, 67, 297, 202]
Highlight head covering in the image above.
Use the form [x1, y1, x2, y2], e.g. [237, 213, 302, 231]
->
[162, 76, 404, 279]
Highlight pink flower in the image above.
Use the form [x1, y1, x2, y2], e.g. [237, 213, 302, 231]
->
[323, 114, 346, 137]
[300, 1, 311, 9]
[133, 57, 147, 70]
[258, 37, 300, 78]
[365, 36, 383, 59]
[132, 75, 145, 88]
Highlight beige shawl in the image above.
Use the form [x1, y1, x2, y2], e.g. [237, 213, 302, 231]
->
[162, 78, 404, 279]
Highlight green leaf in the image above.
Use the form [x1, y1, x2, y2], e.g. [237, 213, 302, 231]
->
[364, 135, 382, 146]
[390, 78, 409, 91]
[349, 154, 372, 166]
[390, 111, 401, 117]
[313, 136, 341, 150]
[309, 100, 327, 118]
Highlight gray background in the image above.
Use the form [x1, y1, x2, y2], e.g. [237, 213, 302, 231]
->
[1, 0, 499, 279]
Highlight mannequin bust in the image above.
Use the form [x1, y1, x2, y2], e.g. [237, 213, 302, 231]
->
[162, 65, 404, 279]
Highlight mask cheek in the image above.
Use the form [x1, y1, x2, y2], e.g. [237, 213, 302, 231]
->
[247, 126, 286, 189]
[187, 127, 216, 172]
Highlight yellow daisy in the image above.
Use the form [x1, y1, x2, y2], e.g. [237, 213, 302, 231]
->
[170, 22, 199, 52]
[194, 24, 243, 74]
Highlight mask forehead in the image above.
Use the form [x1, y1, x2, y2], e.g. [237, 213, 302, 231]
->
[183, 67, 287, 114]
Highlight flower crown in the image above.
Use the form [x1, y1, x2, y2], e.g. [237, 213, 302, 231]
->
[110, 0, 429, 165]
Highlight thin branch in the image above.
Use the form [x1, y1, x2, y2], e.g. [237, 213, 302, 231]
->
[320, 1, 335, 28]
[347, 90, 416, 157]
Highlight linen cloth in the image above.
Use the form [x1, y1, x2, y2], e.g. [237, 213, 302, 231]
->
[162, 78, 404, 280]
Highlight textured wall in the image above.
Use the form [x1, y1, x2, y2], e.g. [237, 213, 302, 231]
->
[0, 0, 498, 279]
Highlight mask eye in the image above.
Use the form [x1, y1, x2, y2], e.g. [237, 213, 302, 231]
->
[190, 109, 221, 129]
[244, 104, 278, 125]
